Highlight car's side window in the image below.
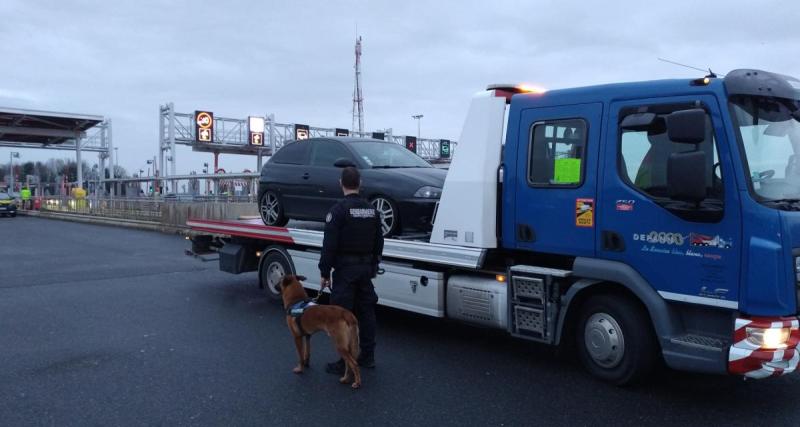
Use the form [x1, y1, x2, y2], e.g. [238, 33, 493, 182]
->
[527, 119, 587, 187]
[272, 142, 309, 165]
[310, 141, 352, 167]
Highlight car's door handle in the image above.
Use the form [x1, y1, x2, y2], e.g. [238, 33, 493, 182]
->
[302, 173, 310, 180]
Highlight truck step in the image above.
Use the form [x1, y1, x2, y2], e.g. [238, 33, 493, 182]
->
[670, 334, 727, 352]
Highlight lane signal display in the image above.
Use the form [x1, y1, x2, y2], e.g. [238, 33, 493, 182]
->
[405, 136, 417, 153]
[195, 111, 214, 142]
[335, 128, 349, 137]
[249, 116, 265, 146]
[295, 124, 310, 140]
[440, 139, 451, 158]
[372, 132, 385, 140]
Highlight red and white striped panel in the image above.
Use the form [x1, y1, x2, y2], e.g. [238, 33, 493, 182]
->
[186, 218, 295, 244]
[729, 317, 800, 379]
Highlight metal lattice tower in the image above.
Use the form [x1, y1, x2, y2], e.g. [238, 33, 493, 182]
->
[352, 36, 364, 134]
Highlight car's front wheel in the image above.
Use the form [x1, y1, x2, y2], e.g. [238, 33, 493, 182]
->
[259, 191, 288, 227]
[370, 196, 399, 237]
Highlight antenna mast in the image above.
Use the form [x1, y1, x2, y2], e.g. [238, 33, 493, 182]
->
[352, 35, 365, 134]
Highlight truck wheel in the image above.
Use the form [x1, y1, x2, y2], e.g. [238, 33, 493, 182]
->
[370, 196, 399, 237]
[258, 248, 294, 301]
[260, 191, 288, 227]
[576, 294, 658, 385]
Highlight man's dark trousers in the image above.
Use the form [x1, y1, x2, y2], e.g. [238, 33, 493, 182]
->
[331, 264, 377, 359]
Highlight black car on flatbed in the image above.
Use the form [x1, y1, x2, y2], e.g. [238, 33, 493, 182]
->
[258, 137, 446, 236]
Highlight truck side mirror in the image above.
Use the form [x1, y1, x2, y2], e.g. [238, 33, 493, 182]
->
[666, 109, 707, 143]
[667, 151, 707, 203]
[334, 158, 356, 168]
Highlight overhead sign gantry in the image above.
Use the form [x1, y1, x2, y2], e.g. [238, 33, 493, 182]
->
[158, 102, 457, 183]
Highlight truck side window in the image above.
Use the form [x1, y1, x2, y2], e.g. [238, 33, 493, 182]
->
[528, 119, 587, 187]
[619, 103, 723, 221]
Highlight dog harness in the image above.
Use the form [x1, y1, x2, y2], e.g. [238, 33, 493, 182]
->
[287, 299, 317, 336]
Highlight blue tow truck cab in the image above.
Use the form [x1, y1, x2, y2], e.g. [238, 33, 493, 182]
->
[500, 69, 800, 380]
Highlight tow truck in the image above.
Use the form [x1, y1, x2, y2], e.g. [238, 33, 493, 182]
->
[188, 69, 800, 384]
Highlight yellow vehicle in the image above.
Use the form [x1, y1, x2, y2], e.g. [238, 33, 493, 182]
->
[0, 193, 17, 217]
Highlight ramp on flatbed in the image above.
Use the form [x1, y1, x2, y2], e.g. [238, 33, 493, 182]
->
[187, 218, 486, 269]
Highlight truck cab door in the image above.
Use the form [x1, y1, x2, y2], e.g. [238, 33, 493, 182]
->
[512, 103, 603, 256]
[598, 95, 742, 309]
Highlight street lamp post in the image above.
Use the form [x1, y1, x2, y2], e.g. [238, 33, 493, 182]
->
[412, 114, 423, 139]
[9, 152, 20, 192]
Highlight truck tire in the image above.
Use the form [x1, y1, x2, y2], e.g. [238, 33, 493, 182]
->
[258, 248, 295, 301]
[259, 191, 288, 227]
[576, 294, 658, 385]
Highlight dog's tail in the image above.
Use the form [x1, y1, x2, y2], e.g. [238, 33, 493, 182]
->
[350, 323, 360, 359]
[344, 311, 360, 359]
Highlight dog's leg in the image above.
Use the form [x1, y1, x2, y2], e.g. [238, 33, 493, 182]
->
[303, 335, 311, 367]
[292, 335, 305, 374]
[342, 353, 360, 389]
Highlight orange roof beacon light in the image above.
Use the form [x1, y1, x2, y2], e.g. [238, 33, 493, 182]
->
[487, 83, 547, 103]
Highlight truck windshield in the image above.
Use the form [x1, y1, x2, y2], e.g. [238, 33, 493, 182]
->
[729, 95, 800, 201]
[350, 141, 432, 168]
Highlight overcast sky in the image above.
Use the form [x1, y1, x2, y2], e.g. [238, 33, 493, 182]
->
[2, 0, 799, 176]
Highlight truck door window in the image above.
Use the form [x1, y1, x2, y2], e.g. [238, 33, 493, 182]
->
[619, 103, 723, 221]
[528, 119, 587, 187]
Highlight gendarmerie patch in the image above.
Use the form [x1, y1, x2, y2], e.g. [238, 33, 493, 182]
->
[349, 208, 376, 218]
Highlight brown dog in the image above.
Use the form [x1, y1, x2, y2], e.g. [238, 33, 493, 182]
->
[279, 274, 362, 388]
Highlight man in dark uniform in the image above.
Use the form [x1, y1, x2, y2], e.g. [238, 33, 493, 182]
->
[320, 166, 384, 375]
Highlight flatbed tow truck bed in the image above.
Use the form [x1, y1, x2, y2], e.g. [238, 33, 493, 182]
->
[186, 218, 486, 269]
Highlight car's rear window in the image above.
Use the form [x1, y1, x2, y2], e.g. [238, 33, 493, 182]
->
[350, 142, 431, 168]
[272, 142, 309, 165]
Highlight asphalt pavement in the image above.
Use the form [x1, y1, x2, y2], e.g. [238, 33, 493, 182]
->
[1, 217, 799, 426]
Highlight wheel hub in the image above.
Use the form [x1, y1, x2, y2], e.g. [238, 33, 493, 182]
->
[584, 312, 625, 368]
[266, 261, 285, 294]
[261, 194, 279, 225]
[371, 198, 394, 235]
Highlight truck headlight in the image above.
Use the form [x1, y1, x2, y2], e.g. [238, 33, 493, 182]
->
[414, 186, 442, 199]
[746, 326, 791, 349]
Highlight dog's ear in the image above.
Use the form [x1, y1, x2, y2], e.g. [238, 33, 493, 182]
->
[295, 275, 307, 282]
[280, 275, 295, 287]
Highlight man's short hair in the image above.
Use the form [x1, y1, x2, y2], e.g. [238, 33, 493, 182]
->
[341, 166, 360, 190]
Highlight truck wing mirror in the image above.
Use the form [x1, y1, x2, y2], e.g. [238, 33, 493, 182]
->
[666, 108, 707, 144]
[620, 112, 657, 131]
[667, 151, 707, 203]
[334, 158, 356, 168]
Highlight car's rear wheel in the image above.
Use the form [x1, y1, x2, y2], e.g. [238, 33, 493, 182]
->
[371, 196, 399, 237]
[260, 191, 288, 227]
